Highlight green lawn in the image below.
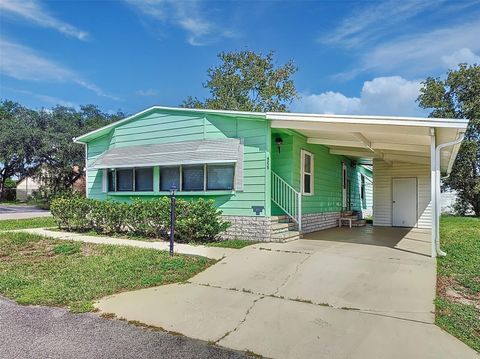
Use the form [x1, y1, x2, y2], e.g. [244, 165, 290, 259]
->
[437, 216, 480, 352]
[206, 239, 257, 249]
[0, 231, 213, 312]
[0, 216, 56, 231]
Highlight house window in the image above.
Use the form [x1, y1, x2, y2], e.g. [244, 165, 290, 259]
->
[182, 165, 204, 191]
[207, 164, 234, 190]
[361, 174, 365, 200]
[160, 166, 180, 191]
[301, 150, 314, 195]
[108, 167, 154, 192]
[116, 169, 134, 192]
[135, 167, 153, 191]
[107, 169, 116, 192]
[160, 164, 235, 192]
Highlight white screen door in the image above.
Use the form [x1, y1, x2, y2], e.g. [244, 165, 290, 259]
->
[392, 177, 417, 227]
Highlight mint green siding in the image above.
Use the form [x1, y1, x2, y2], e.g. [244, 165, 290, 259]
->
[271, 131, 372, 215]
[86, 109, 269, 216]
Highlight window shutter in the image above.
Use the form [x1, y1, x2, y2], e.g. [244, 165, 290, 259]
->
[234, 141, 244, 191]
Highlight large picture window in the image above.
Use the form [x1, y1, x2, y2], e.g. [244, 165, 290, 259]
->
[207, 164, 234, 190]
[301, 150, 314, 195]
[116, 169, 134, 192]
[160, 166, 180, 191]
[135, 167, 154, 191]
[182, 165, 204, 191]
[108, 167, 154, 192]
[160, 164, 235, 192]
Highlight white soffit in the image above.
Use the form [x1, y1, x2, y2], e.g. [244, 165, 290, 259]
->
[270, 113, 468, 172]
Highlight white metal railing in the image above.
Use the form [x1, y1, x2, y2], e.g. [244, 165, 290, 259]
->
[271, 171, 302, 230]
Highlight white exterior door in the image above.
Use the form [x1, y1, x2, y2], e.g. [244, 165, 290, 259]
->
[392, 177, 417, 227]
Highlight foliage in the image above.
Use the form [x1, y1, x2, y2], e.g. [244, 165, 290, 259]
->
[0, 216, 56, 231]
[4, 178, 16, 189]
[418, 64, 480, 215]
[0, 231, 213, 312]
[0, 101, 42, 200]
[50, 195, 230, 243]
[0, 100, 125, 200]
[182, 50, 298, 112]
[436, 216, 480, 351]
[175, 198, 230, 243]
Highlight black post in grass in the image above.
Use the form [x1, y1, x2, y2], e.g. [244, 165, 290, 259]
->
[169, 184, 177, 256]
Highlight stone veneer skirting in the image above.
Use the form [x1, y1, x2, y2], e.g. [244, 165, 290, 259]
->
[221, 212, 342, 241]
[293, 211, 341, 234]
[221, 215, 271, 241]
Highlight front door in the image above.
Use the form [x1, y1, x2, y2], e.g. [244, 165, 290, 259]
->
[392, 177, 417, 227]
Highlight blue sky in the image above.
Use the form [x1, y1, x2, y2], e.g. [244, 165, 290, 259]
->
[1, 0, 479, 117]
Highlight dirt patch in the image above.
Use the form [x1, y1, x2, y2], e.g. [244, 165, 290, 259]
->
[438, 275, 480, 309]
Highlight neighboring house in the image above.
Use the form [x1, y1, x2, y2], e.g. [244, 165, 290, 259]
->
[16, 176, 41, 201]
[15, 166, 85, 201]
[74, 106, 468, 257]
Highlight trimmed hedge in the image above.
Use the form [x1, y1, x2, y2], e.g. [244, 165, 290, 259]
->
[50, 195, 230, 243]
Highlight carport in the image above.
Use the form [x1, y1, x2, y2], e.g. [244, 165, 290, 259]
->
[268, 112, 469, 257]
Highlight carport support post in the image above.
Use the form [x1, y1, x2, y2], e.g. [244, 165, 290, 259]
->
[430, 128, 437, 258]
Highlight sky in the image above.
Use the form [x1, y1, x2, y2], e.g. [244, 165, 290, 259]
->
[0, 0, 479, 117]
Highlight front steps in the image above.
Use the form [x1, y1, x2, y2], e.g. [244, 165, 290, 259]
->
[269, 215, 301, 242]
[339, 211, 366, 228]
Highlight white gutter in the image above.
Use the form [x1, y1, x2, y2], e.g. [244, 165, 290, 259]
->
[433, 132, 466, 257]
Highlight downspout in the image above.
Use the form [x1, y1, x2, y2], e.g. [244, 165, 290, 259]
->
[434, 132, 465, 257]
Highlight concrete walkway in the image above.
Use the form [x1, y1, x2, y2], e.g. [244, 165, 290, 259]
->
[17, 228, 235, 260]
[96, 226, 478, 359]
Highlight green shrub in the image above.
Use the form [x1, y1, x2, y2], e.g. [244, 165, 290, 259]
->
[50, 194, 91, 231]
[176, 198, 230, 243]
[50, 195, 230, 243]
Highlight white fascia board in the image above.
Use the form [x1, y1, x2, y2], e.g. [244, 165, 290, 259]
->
[266, 112, 469, 129]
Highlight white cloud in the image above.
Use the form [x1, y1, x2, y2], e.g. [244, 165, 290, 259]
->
[125, 0, 235, 46]
[0, 39, 118, 100]
[320, 0, 439, 48]
[293, 76, 426, 117]
[335, 21, 480, 79]
[136, 88, 158, 97]
[441, 48, 480, 68]
[0, 0, 89, 40]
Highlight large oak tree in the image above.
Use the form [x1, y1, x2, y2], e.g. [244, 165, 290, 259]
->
[182, 50, 298, 112]
[418, 64, 480, 215]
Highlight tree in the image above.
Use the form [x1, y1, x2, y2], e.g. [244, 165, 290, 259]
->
[182, 50, 298, 112]
[35, 105, 125, 195]
[0, 100, 124, 200]
[0, 101, 43, 199]
[418, 64, 480, 215]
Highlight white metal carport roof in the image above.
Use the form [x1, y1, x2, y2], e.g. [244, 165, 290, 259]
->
[267, 112, 469, 174]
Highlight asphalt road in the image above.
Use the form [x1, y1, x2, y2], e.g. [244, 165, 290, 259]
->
[0, 205, 51, 220]
[0, 296, 249, 359]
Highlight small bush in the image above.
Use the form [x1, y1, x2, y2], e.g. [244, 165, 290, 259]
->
[50, 195, 230, 244]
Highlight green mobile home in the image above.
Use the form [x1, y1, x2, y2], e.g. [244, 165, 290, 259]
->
[75, 106, 467, 257]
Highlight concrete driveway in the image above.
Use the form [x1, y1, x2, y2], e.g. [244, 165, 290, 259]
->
[0, 205, 51, 220]
[97, 226, 478, 358]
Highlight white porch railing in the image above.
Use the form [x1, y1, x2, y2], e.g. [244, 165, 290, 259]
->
[271, 171, 302, 231]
